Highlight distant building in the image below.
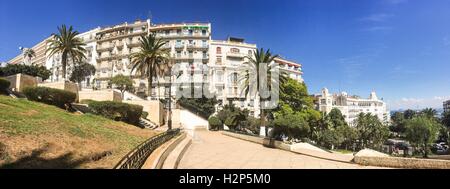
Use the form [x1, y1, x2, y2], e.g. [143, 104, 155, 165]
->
[314, 88, 390, 126]
[444, 100, 450, 113]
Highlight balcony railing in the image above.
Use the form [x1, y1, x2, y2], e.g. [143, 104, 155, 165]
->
[226, 52, 245, 58]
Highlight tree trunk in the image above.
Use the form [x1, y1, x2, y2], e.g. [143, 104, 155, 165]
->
[61, 52, 68, 79]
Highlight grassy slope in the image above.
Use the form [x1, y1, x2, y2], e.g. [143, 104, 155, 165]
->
[0, 95, 158, 169]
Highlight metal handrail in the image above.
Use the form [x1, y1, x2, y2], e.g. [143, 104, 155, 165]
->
[114, 128, 181, 169]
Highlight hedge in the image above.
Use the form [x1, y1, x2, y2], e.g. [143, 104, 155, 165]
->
[141, 111, 149, 119]
[208, 116, 222, 130]
[88, 101, 143, 126]
[0, 64, 51, 81]
[0, 78, 11, 92]
[23, 87, 76, 109]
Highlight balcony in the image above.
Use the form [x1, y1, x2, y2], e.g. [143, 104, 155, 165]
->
[97, 44, 114, 52]
[186, 44, 209, 50]
[226, 52, 246, 58]
[175, 44, 184, 49]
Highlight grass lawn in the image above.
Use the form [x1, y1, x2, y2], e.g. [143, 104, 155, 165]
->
[0, 95, 158, 169]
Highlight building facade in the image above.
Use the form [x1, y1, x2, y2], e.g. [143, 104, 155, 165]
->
[444, 100, 450, 113]
[8, 37, 50, 66]
[7, 19, 303, 116]
[315, 88, 390, 126]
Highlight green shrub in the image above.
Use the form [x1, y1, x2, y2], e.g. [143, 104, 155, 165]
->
[23, 87, 76, 109]
[208, 116, 222, 130]
[178, 97, 218, 119]
[88, 101, 143, 126]
[272, 113, 310, 140]
[0, 78, 11, 92]
[141, 111, 149, 119]
[0, 64, 51, 81]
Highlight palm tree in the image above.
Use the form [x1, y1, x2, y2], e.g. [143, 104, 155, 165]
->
[239, 48, 287, 137]
[22, 48, 35, 65]
[46, 25, 86, 79]
[130, 34, 169, 97]
[421, 108, 437, 119]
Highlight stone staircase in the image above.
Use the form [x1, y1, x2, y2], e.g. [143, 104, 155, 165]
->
[139, 118, 159, 129]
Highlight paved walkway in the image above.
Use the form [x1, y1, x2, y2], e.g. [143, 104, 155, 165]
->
[178, 130, 382, 169]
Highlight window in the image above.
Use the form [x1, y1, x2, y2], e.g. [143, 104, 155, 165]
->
[189, 30, 193, 35]
[216, 56, 222, 64]
[216, 47, 222, 54]
[203, 51, 208, 58]
[248, 50, 252, 55]
[231, 48, 240, 53]
[177, 29, 181, 35]
[202, 30, 207, 35]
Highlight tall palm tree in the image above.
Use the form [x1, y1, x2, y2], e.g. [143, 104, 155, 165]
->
[130, 34, 169, 97]
[239, 48, 287, 137]
[46, 25, 86, 79]
[22, 48, 35, 65]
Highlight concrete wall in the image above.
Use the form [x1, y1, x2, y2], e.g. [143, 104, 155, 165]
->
[123, 99, 164, 126]
[38, 81, 79, 100]
[79, 90, 122, 102]
[4, 74, 38, 92]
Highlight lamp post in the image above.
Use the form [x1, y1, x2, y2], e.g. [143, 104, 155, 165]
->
[168, 75, 173, 131]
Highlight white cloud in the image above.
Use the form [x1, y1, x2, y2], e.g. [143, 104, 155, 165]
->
[389, 96, 450, 110]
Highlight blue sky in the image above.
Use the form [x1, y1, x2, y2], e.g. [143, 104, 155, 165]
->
[1, 0, 450, 110]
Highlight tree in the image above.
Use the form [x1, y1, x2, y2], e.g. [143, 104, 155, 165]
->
[110, 74, 134, 98]
[0, 64, 51, 81]
[354, 113, 389, 150]
[336, 124, 358, 150]
[442, 111, 450, 128]
[23, 48, 35, 65]
[130, 34, 169, 97]
[279, 78, 313, 111]
[240, 48, 287, 137]
[390, 111, 406, 133]
[403, 109, 417, 119]
[421, 108, 437, 120]
[405, 116, 441, 158]
[272, 112, 310, 140]
[46, 25, 86, 79]
[69, 62, 96, 89]
[327, 108, 347, 129]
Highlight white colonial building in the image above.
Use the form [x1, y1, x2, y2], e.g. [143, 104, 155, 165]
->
[315, 88, 390, 126]
[7, 19, 303, 117]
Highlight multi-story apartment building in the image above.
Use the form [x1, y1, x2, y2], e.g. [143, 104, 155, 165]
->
[8, 37, 50, 66]
[7, 19, 303, 116]
[444, 100, 450, 113]
[315, 88, 390, 126]
[150, 23, 212, 99]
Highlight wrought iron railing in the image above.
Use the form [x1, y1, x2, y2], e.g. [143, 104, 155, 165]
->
[114, 128, 181, 169]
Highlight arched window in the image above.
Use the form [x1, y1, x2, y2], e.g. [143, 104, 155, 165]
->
[216, 47, 222, 54]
